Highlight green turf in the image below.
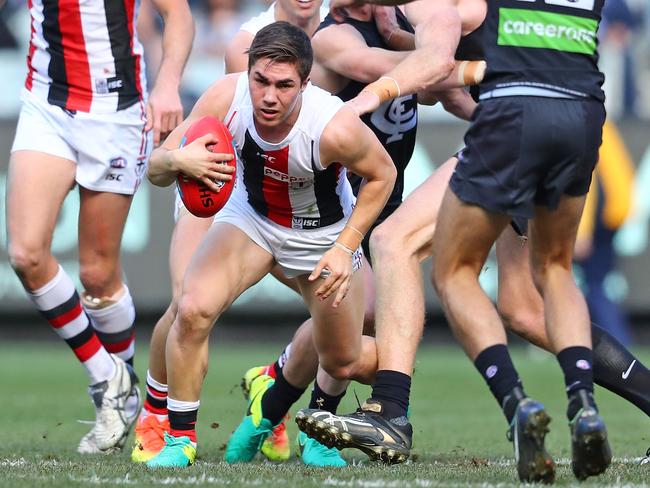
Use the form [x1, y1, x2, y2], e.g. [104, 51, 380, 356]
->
[2, 341, 650, 487]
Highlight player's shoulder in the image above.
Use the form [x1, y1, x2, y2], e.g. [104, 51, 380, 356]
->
[197, 73, 243, 118]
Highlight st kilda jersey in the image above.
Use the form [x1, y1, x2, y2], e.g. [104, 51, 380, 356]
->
[317, 10, 417, 222]
[24, 0, 147, 113]
[481, 0, 605, 101]
[224, 73, 355, 230]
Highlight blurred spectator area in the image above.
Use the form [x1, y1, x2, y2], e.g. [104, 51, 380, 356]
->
[0, 0, 649, 120]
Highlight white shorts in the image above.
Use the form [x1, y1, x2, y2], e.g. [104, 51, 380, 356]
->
[11, 89, 152, 195]
[174, 188, 186, 221]
[213, 186, 363, 279]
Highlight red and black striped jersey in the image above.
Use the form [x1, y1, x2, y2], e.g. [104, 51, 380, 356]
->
[24, 0, 147, 113]
[225, 73, 355, 230]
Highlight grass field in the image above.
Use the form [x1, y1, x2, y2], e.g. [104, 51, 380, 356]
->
[3, 339, 650, 487]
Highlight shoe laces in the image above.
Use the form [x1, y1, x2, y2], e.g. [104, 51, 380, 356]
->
[136, 415, 169, 446]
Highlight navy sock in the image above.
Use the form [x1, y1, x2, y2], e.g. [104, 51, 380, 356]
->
[474, 344, 524, 423]
[309, 380, 346, 413]
[371, 370, 411, 419]
[557, 346, 596, 419]
[261, 367, 306, 426]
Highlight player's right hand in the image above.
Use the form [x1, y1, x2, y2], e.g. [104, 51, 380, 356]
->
[172, 133, 235, 192]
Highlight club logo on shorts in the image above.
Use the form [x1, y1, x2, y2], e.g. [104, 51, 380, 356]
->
[110, 157, 127, 169]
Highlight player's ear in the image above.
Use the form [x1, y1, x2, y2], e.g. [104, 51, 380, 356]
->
[301, 76, 310, 91]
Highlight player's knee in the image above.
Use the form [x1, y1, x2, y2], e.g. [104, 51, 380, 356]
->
[79, 262, 118, 296]
[8, 243, 47, 279]
[175, 295, 217, 340]
[498, 301, 543, 337]
[320, 356, 357, 381]
[369, 223, 407, 264]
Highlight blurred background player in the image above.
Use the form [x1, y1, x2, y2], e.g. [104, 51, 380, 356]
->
[144, 21, 396, 468]
[6, 0, 193, 453]
[131, 0, 327, 465]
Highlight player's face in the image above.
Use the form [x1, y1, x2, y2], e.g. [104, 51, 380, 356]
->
[249, 59, 307, 129]
[277, 0, 322, 20]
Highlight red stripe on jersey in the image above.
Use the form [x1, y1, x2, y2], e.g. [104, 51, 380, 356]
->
[58, 0, 92, 111]
[75, 334, 103, 362]
[124, 0, 143, 101]
[261, 146, 292, 227]
[25, 0, 37, 91]
[49, 302, 83, 329]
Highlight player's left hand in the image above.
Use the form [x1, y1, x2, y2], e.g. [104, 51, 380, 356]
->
[146, 79, 184, 146]
[346, 90, 381, 117]
[309, 246, 354, 308]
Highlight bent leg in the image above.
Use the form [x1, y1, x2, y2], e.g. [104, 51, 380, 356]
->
[496, 227, 550, 349]
[149, 210, 213, 384]
[167, 223, 275, 402]
[7, 151, 76, 288]
[371, 157, 456, 375]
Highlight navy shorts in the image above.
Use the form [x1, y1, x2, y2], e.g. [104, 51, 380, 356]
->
[450, 97, 606, 220]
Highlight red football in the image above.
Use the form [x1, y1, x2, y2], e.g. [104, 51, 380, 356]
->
[176, 115, 237, 218]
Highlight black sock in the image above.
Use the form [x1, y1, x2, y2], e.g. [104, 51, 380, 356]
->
[309, 380, 346, 413]
[592, 323, 650, 416]
[371, 370, 411, 419]
[474, 344, 524, 424]
[557, 346, 596, 419]
[261, 367, 306, 426]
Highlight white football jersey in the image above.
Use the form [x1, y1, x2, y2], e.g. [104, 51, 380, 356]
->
[224, 73, 355, 230]
[24, 0, 147, 113]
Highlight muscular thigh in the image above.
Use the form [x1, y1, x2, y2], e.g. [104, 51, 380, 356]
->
[181, 222, 276, 318]
[374, 156, 456, 261]
[6, 151, 76, 253]
[295, 270, 365, 360]
[169, 208, 213, 300]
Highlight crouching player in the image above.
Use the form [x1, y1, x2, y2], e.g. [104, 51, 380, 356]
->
[144, 21, 396, 467]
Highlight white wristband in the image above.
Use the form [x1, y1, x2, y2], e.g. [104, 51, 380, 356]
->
[333, 241, 355, 256]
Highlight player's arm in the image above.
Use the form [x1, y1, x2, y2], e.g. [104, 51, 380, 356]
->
[347, 0, 462, 115]
[312, 23, 409, 84]
[146, 0, 194, 145]
[309, 107, 397, 306]
[418, 87, 477, 121]
[373, 6, 415, 51]
[225, 30, 254, 74]
[147, 75, 238, 191]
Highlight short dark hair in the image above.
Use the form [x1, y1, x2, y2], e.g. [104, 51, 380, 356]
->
[247, 21, 313, 82]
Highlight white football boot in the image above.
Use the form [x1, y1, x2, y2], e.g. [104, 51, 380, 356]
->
[77, 355, 139, 453]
